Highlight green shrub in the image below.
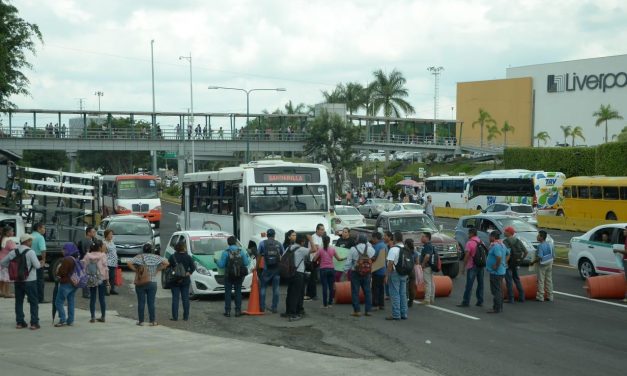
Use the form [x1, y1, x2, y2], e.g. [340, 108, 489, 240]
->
[165, 184, 181, 197]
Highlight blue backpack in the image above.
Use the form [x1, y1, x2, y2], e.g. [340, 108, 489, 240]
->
[70, 258, 88, 288]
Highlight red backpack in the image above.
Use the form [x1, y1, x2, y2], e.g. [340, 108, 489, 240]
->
[354, 245, 373, 276]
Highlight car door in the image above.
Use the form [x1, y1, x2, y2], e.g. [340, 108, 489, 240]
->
[588, 227, 615, 272]
[455, 217, 478, 246]
[166, 234, 180, 258]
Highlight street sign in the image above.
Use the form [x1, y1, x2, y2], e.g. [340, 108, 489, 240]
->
[418, 167, 425, 179]
[356, 166, 362, 179]
[163, 152, 177, 159]
[379, 178, 385, 185]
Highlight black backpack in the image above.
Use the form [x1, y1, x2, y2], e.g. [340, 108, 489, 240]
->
[226, 248, 246, 280]
[263, 240, 281, 268]
[279, 245, 303, 279]
[395, 246, 414, 276]
[8, 248, 32, 282]
[508, 238, 526, 266]
[472, 239, 488, 268]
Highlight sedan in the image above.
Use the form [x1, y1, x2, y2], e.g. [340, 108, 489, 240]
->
[331, 205, 367, 233]
[568, 223, 627, 280]
[482, 203, 537, 225]
[389, 203, 424, 213]
[97, 215, 160, 265]
[162, 230, 254, 296]
[357, 198, 394, 219]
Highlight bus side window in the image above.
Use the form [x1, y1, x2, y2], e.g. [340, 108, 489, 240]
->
[590, 186, 602, 199]
[603, 186, 619, 200]
[578, 186, 589, 199]
[621, 187, 627, 200]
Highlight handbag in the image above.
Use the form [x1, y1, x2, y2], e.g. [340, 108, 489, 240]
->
[134, 255, 151, 286]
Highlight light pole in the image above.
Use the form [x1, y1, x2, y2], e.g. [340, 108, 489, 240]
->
[179, 53, 194, 172]
[207, 86, 286, 163]
[94, 91, 104, 113]
[427, 66, 444, 144]
[151, 40, 157, 175]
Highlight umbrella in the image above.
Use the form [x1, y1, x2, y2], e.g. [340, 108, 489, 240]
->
[396, 179, 421, 187]
[52, 280, 58, 324]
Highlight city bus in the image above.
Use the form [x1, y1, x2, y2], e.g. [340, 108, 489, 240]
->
[178, 160, 334, 248]
[100, 175, 162, 227]
[424, 175, 471, 208]
[559, 176, 627, 220]
[467, 170, 566, 214]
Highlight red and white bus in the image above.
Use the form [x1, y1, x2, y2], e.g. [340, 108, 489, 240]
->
[100, 175, 162, 227]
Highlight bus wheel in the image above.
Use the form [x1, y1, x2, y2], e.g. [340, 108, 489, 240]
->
[154, 221, 160, 229]
[606, 212, 617, 221]
[476, 205, 482, 211]
[445, 202, 451, 208]
[556, 209, 564, 217]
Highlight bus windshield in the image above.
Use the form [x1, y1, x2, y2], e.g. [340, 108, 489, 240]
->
[249, 185, 328, 213]
[117, 179, 158, 199]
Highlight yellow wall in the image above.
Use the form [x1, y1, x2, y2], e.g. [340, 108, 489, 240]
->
[456, 77, 533, 148]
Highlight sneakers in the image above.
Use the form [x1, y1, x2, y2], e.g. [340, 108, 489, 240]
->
[16, 323, 28, 329]
[289, 315, 302, 322]
[30, 324, 41, 330]
[350, 312, 361, 317]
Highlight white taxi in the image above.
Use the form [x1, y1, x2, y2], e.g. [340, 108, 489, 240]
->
[569, 223, 627, 279]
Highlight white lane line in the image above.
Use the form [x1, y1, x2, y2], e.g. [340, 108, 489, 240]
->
[168, 212, 179, 217]
[553, 291, 627, 308]
[413, 301, 480, 320]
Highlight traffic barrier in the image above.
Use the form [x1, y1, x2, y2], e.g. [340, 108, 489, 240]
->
[538, 216, 618, 232]
[501, 274, 544, 301]
[334, 281, 364, 304]
[584, 273, 627, 299]
[243, 269, 265, 316]
[434, 207, 480, 219]
[114, 267, 123, 286]
[415, 275, 453, 299]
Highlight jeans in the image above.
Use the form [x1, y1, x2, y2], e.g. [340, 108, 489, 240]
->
[36, 267, 45, 303]
[108, 267, 117, 292]
[372, 274, 385, 308]
[135, 282, 157, 323]
[55, 283, 77, 324]
[462, 267, 485, 306]
[350, 272, 372, 313]
[319, 268, 335, 306]
[505, 266, 525, 302]
[286, 272, 305, 315]
[171, 283, 190, 320]
[423, 267, 434, 303]
[389, 272, 408, 319]
[89, 284, 107, 319]
[489, 274, 504, 312]
[306, 265, 318, 299]
[536, 262, 554, 301]
[223, 278, 242, 314]
[407, 270, 416, 304]
[15, 281, 39, 326]
[260, 269, 280, 311]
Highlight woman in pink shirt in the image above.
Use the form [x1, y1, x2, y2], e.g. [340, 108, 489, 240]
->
[82, 240, 109, 323]
[0, 226, 16, 298]
[314, 235, 346, 308]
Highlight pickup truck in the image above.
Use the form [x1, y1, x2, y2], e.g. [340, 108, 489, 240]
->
[350, 211, 461, 278]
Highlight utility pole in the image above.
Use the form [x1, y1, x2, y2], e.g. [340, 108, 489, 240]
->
[179, 53, 194, 173]
[151, 40, 157, 176]
[77, 98, 86, 111]
[94, 91, 104, 113]
[427, 66, 444, 144]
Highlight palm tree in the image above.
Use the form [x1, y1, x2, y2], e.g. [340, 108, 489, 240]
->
[370, 69, 415, 156]
[471, 108, 496, 148]
[593, 104, 623, 143]
[486, 124, 502, 145]
[570, 126, 585, 146]
[559, 125, 572, 145]
[322, 84, 345, 103]
[501, 121, 515, 147]
[534, 131, 550, 147]
[344, 82, 365, 116]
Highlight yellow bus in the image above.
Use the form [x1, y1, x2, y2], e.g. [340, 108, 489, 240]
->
[558, 176, 627, 220]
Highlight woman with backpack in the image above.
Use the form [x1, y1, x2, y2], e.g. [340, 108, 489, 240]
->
[313, 235, 346, 308]
[82, 240, 108, 323]
[127, 243, 168, 326]
[0, 226, 16, 298]
[167, 240, 194, 321]
[54, 243, 81, 327]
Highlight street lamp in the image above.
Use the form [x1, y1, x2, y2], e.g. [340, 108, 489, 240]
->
[207, 86, 286, 163]
[94, 91, 104, 113]
[179, 53, 194, 172]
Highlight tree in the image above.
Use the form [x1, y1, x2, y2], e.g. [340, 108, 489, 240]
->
[471, 108, 496, 148]
[570, 126, 585, 146]
[344, 82, 365, 116]
[303, 110, 362, 192]
[322, 84, 345, 103]
[22, 150, 67, 170]
[559, 125, 572, 145]
[0, 1, 43, 110]
[616, 126, 627, 143]
[501, 121, 515, 147]
[534, 131, 550, 147]
[370, 69, 415, 160]
[486, 124, 501, 144]
[593, 104, 623, 143]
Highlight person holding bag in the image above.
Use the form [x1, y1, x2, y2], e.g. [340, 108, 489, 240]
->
[167, 241, 194, 321]
[127, 243, 168, 326]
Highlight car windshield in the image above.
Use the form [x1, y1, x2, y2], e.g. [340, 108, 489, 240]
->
[108, 221, 151, 236]
[511, 205, 534, 214]
[498, 218, 537, 232]
[117, 179, 158, 199]
[189, 236, 242, 255]
[389, 216, 438, 232]
[335, 206, 361, 216]
[403, 204, 423, 211]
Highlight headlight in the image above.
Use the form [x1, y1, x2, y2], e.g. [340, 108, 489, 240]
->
[448, 244, 456, 252]
[194, 261, 211, 276]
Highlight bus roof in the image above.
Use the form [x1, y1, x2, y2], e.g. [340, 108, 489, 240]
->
[184, 160, 329, 183]
[471, 170, 564, 180]
[564, 176, 627, 186]
[101, 175, 157, 181]
[425, 175, 471, 180]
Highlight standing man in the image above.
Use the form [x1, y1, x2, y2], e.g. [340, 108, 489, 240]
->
[344, 234, 374, 317]
[486, 230, 507, 313]
[457, 228, 485, 307]
[1, 234, 41, 330]
[257, 229, 284, 313]
[613, 226, 627, 303]
[385, 231, 407, 320]
[305, 223, 325, 301]
[371, 232, 387, 311]
[78, 226, 97, 298]
[535, 230, 554, 302]
[424, 195, 435, 222]
[419, 232, 435, 305]
[283, 234, 311, 321]
[503, 226, 528, 303]
[217, 236, 250, 317]
[31, 223, 47, 303]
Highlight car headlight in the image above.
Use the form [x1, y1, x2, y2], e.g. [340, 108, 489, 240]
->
[194, 261, 211, 276]
[448, 244, 456, 252]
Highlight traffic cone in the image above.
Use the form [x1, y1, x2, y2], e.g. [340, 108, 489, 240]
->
[244, 268, 265, 316]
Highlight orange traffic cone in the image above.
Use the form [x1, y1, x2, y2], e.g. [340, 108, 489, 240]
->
[244, 267, 265, 316]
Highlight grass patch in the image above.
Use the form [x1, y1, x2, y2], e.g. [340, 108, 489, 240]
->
[555, 246, 569, 259]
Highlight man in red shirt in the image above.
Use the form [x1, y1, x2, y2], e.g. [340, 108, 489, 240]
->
[613, 226, 627, 303]
[457, 228, 485, 307]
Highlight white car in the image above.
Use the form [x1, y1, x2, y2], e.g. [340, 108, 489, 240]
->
[568, 223, 627, 280]
[162, 230, 254, 296]
[331, 205, 367, 233]
[367, 152, 386, 162]
[389, 203, 424, 213]
[482, 203, 537, 225]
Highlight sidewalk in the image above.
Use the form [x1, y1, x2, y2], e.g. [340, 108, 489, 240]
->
[0, 298, 436, 376]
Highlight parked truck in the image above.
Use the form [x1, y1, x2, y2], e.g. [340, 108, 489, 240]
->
[350, 211, 461, 278]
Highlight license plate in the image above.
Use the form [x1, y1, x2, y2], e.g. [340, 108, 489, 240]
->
[120, 257, 133, 263]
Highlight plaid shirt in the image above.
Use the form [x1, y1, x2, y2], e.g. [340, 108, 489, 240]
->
[131, 254, 166, 282]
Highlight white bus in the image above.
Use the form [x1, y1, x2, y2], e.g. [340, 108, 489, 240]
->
[178, 160, 334, 248]
[424, 175, 471, 209]
[100, 175, 162, 227]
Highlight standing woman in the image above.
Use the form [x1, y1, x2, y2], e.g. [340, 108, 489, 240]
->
[283, 230, 296, 250]
[103, 229, 119, 295]
[83, 240, 108, 323]
[127, 243, 168, 326]
[314, 235, 345, 308]
[168, 241, 194, 321]
[0, 226, 16, 298]
[54, 243, 80, 326]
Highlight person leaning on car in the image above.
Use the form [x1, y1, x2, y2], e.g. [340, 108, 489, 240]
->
[613, 226, 627, 303]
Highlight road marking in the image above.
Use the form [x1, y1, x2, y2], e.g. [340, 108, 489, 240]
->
[168, 212, 179, 217]
[553, 291, 627, 308]
[413, 301, 481, 320]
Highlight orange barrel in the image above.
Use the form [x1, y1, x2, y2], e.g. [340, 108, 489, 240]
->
[584, 273, 627, 299]
[334, 281, 364, 304]
[414, 275, 453, 299]
[501, 274, 539, 300]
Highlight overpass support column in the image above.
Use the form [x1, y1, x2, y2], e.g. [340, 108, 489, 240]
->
[152, 151, 158, 176]
[67, 150, 78, 172]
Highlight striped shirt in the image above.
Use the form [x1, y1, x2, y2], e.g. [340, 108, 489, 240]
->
[131, 253, 166, 282]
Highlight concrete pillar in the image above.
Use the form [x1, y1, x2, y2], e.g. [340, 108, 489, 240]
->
[152, 151, 157, 176]
[67, 151, 78, 172]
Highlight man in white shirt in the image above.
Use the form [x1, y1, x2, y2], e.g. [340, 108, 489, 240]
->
[344, 234, 375, 317]
[385, 231, 407, 320]
[305, 223, 325, 301]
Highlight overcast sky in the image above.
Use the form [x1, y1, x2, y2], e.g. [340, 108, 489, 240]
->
[6, 0, 627, 129]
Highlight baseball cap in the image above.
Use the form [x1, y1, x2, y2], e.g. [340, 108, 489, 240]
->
[504, 226, 515, 235]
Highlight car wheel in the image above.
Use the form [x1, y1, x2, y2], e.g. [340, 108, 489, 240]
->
[446, 202, 451, 208]
[556, 209, 564, 217]
[154, 221, 160, 229]
[441, 261, 460, 279]
[605, 211, 617, 221]
[161, 269, 171, 289]
[578, 258, 597, 280]
[476, 205, 482, 211]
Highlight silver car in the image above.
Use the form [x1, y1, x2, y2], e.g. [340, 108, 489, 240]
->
[357, 198, 394, 219]
[481, 203, 537, 225]
[331, 205, 367, 233]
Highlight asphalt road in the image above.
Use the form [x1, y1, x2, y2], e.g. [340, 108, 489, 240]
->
[56, 202, 624, 376]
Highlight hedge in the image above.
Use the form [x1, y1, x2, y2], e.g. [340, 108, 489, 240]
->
[503, 142, 627, 177]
